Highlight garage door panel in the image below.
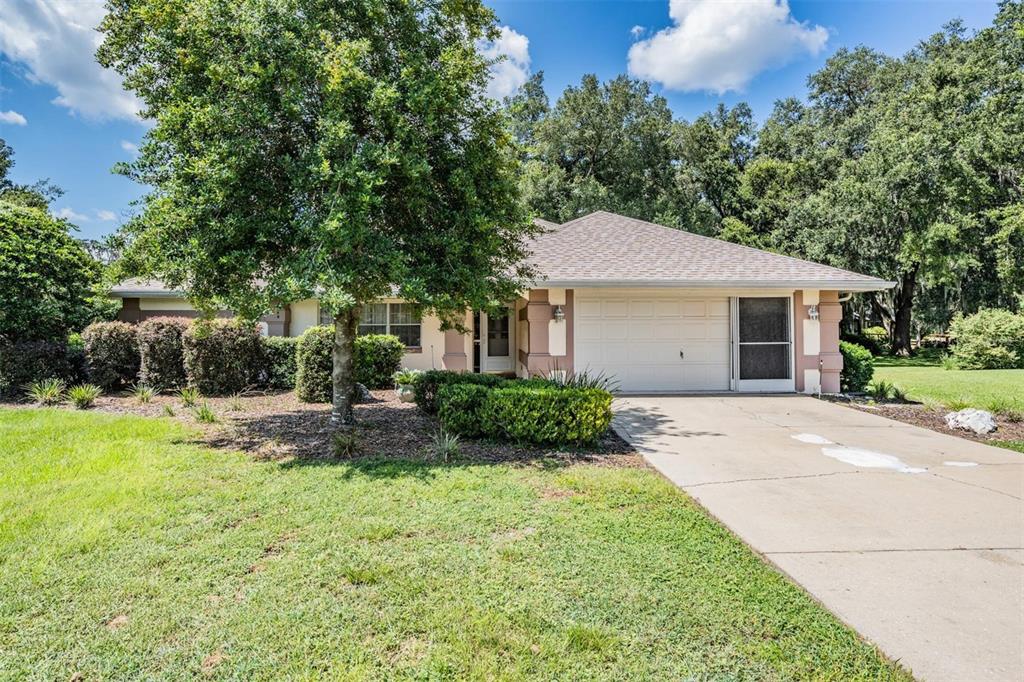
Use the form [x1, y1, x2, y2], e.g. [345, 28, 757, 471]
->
[575, 295, 731, 392]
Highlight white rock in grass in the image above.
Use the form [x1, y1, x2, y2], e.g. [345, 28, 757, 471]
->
[944, 408, 997, 435]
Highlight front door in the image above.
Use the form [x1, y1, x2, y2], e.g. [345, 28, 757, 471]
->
[481, 309, 514, 373]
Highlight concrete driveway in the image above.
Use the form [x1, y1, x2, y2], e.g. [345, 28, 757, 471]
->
[613, 395, 1023, 682]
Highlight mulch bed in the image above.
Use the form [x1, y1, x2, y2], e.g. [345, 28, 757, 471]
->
[836, 399, 1024, 448]
[5, 389, 642, 468]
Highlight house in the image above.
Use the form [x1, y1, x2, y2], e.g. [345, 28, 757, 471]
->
[110, 211, 892, 394]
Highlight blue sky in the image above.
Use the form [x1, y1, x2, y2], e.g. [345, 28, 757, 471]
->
[0, 0, 1001, 240]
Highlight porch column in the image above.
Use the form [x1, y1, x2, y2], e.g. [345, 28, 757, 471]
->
[118, 297, 142, 323]
[524, 289, 552, 375]
[818, 291, 844, 393]
[521, 289, 573, 377]
[261, 305, 290, 337]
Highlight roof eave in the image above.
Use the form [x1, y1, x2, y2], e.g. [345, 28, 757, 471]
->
[109, 289, 182, 298]
[533, 279, 896, 292]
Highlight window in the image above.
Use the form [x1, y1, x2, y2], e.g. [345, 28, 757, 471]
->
[315, 301, 421, 347]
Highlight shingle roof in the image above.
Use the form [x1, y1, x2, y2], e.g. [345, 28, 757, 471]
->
[527, 211, 892, 290]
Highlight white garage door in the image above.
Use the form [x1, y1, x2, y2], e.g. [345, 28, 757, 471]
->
[575, 295, 731, 392]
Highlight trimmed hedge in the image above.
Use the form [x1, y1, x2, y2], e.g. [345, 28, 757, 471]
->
[839, 341, 874, 393]
[437, 384, 491, 437]
[435, 379, 613, 447]
[183, 318, 264, 395]
[355, 334, 405, 389]
[263, 336, 298, 389]
[413, 370, 510, 414]
[295, 326, 333, 402]
[138, 317, 189, 389]
[479, 386, 613, 446]
[82, 321, 140, 390]
[0, 337, 80, 399]
[950, 309, 1024, 369]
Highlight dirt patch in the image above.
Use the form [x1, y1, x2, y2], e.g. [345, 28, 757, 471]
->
[200, 649, 226, 675]
[104, 614, 129, 631]
[841, 401, 1024, 447]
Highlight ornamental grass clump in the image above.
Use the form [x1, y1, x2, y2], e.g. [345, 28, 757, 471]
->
[25, 378, 66, 406]
[68, 383, 102, 409]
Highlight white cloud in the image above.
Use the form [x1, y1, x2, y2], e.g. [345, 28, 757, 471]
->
[630, 25, 646, 39]
[120, 140, 138, 153]
[628, 0, 828, 93]
[0, 0, 141, 121]
[479, 26, 531, 100]
[0, 109, 28, 125]
[96, 209, 117, 221]
[56, 206, 90, 222]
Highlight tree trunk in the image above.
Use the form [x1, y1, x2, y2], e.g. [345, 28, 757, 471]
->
[331, 307, 360, 424]
[891, 268, 917, 357]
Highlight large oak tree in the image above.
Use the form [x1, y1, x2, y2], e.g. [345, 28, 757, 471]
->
[98, 0, 537, 422]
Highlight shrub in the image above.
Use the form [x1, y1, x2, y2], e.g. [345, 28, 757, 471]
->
[479, 385, 613, 446]
[263, 336, 298, 389]
[137, 317, 189, 389]
[862, 326, 891, 355]
[0, 338, 78, 398]
[355, 334, 405, 389]
[393, 368, 422, 386]
[437, 383, 491, 437]
[296, 327, 408, 401]
[413, 370, 509, 414]
[295, 326, 334, 403]
[183, 318, 264, 395]
[950, 309, 1024, 370]
[68, 383, 102, 409]
[25, 378, 66, 406]
[839, 341, 874, 393]
[82, 321, 140, 390]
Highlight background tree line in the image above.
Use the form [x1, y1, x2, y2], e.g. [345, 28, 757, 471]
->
[506, 1, 1023, 355]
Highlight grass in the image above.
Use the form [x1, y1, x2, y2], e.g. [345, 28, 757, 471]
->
[873, 352, 1024, 413]
[0, 409, 909, 680]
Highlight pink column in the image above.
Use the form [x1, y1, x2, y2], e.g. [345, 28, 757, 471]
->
[442, 326, 468, 371]
[524, 289, 553, 376]
[818, 291, 843, 393]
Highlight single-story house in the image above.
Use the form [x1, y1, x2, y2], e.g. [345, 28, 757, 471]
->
[111, 211, 892, 394]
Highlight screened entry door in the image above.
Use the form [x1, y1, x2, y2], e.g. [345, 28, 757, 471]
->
[735, 297, 794, 392]
[480, 309, 514, 373]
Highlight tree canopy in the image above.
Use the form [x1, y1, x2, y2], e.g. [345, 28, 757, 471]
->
[99, 0, 538, 420]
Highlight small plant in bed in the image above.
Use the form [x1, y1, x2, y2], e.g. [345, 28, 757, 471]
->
[392, 368, 422, 403]
[177, 386, 201, 407]
[25, 379, 65, 406]
[130, 384, 157, 404]
[191, 402, 217, 423]
[332, 429, 360, 459]
[67, 384, 102, 409]
[429, 428, 461, 462]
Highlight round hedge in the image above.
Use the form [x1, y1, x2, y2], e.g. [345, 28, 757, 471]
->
[138, 317, 190, 389]
[183, 318, 264, 395]
[82, 321, 140, 390]
[295, 326, 334, 402]
[839, 341, 874, 393]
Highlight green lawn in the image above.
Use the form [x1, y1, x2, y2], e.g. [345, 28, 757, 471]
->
[0, 409, 907, 680]
[873, 354, 1024, 414]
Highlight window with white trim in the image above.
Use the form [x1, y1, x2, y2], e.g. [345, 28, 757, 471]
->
[318, 302, 421, 348]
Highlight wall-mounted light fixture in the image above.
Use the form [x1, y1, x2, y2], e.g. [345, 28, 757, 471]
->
[553, 305, 565, 322]
[807, 305, 819, 321]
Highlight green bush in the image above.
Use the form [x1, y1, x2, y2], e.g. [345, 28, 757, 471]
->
[479, 385, 613, 446]
[437, 383, 491, 437]
[137, 317, 189, 389]
[413, 369, 510, 414]
[82, 321, 140, 390]
[263, 336, 299, 389]
[839, 341, 874, 392]
[355, 334, 405, 389]
[295, 326, 334, 402]
[0, 338, 80, 399]
[950, 309, 1024, 369]
[183, 318, 264, 395]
